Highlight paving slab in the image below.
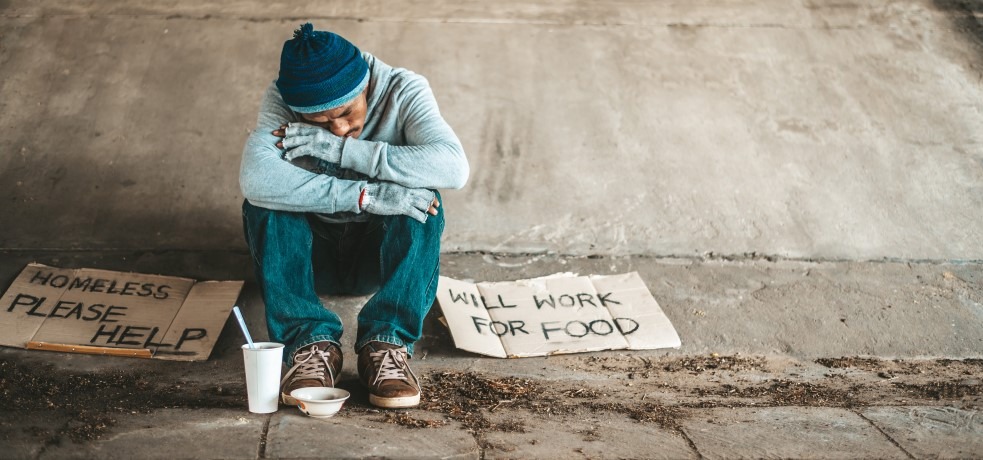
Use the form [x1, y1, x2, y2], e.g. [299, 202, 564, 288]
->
[480, 411, 697, 459]
[36, 408, 265, 459]
[862, 406, 983, 459]
[680, 406, 908, 459]
[266, 411, 478, 459]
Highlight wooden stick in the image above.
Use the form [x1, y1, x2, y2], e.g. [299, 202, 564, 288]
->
[26, 341, 152, 359]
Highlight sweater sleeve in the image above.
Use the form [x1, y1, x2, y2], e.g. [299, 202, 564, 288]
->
[338, 77, 470, 190]
[239, 82, 366, 213]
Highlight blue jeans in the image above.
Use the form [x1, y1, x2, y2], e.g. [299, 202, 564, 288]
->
[241, 194, 444, 364]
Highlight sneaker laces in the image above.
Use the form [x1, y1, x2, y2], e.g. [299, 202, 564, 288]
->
[370, 348, 418, 387]
[281, 345, 336, 388]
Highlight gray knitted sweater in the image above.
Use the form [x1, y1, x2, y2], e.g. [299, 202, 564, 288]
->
[239, 52, 469, 222]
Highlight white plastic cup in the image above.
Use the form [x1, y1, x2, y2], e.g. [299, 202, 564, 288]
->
[242, 342, 284, 414]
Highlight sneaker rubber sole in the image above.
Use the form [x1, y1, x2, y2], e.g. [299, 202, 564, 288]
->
[282, 392, 299, 406]
[369, 393, 421, 409]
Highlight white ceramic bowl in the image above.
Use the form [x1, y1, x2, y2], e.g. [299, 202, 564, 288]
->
[290, 387, 351, 418]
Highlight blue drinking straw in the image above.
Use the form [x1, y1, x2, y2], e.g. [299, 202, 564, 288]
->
[232, 306, 255, 349]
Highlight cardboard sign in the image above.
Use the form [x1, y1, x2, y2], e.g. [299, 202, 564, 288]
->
[435, 272, 680, 358]
[0, 263, 244, 361]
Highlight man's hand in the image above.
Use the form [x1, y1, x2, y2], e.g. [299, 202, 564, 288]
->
[361, 182, 440, 223]
[272, 122, 344, 163]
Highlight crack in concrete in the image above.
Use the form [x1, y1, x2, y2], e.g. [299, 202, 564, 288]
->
[678, 427, 706, 460]
[854, 410, 917, 460]
[258, 413, 272, 459]
[474, 433, 486, 460]
[32, 420, 69, 460]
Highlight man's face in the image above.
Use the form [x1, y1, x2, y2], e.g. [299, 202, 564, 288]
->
[300, 90, 367, 138]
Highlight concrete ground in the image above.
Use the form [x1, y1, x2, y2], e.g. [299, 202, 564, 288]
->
[1, 0, 982, 459]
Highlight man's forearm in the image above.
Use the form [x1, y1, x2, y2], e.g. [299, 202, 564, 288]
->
[340, 138, 469, 190]
[240, 134, 366, 214]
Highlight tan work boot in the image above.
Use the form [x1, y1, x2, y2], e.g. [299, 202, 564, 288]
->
[280, 341, 343, 406]
[357, 341, 421, 409]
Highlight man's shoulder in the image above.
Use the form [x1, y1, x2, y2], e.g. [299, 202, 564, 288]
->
[365, 53, 430, 100]
[390, 71, 431, 103]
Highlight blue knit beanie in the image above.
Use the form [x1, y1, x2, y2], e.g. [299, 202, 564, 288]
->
[276, 23, 369, 113]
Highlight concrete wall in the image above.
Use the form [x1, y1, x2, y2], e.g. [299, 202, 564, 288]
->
[1, 1, 981, 260]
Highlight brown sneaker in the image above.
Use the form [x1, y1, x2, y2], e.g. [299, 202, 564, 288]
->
[280, 341, 342, 406]
[357, 341, 421, 409]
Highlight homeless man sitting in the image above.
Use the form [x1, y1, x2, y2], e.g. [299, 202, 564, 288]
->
[239, 23, 469, 409]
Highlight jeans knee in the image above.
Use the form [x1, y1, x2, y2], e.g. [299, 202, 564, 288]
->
[242, 200, 269, 231]
[243, 200, 308, 227]
[385, 205, 444, 241]
[242, 201, 313, 252]
[242, 200, 279, 224]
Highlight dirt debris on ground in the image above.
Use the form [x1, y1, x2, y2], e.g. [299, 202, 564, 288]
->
[692, 380, 864, 408]
[659, 354, 768, 374]
[379, 411, 448, 428]
[893, 381, 983, 400]
[816, 356, 983, 376]
[0, 359, 244, 443]
[419, 372, 539, 443]
[569, 353, 769, 380]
